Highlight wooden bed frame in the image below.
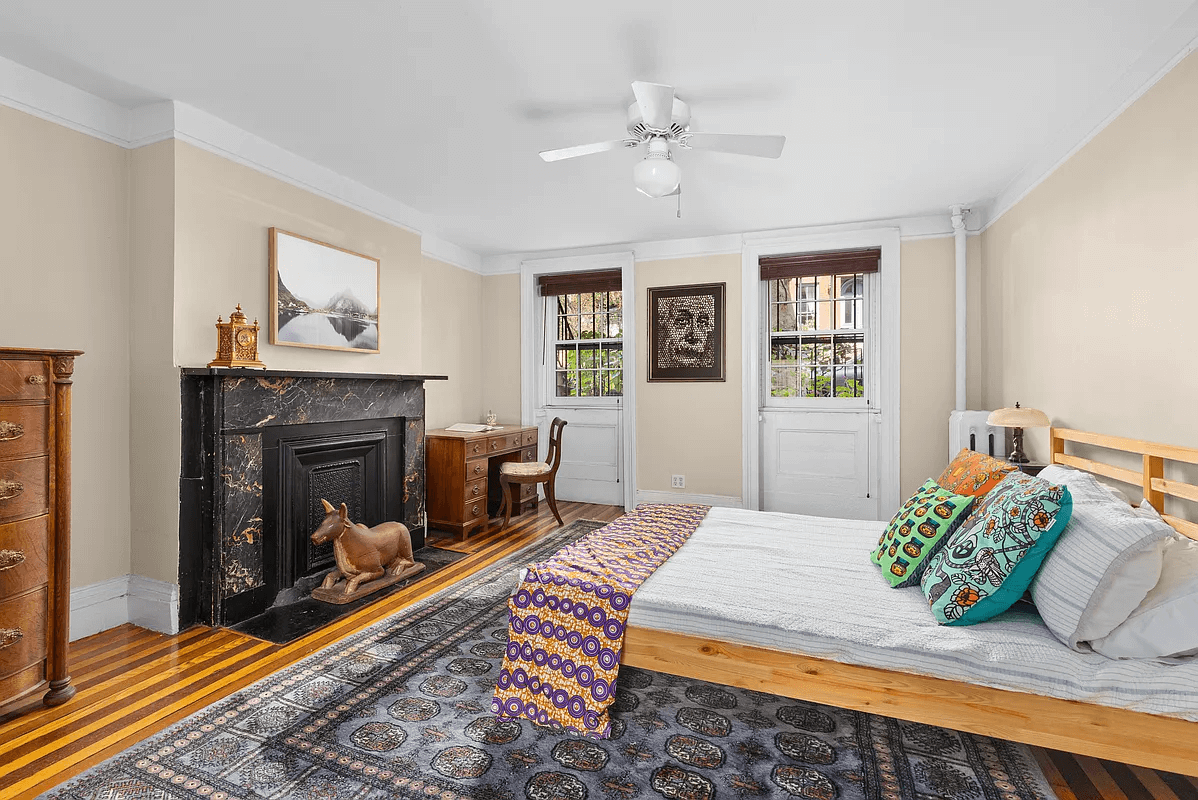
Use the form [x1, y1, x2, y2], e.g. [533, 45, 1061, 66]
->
[621, 428, 1198, 775]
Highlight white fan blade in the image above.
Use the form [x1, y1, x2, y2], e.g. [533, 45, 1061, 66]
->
[632, 81, 675, 130]
[685, 132, 785, 158]
[539, 140, 627, 162]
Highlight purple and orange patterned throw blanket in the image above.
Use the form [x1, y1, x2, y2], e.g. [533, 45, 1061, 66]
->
[491, 504, 710, 737]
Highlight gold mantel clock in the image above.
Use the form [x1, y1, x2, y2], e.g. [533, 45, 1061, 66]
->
[208, 305, 267, 369]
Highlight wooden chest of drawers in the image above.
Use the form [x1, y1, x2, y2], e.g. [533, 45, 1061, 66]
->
[427, 425, 539, 539]
[0, 348, 80, 714]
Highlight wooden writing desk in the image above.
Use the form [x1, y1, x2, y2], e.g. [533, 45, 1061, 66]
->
[426, 425, 539, 539]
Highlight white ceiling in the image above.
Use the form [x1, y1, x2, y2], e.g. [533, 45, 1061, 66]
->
[0, 0, 1195, 256]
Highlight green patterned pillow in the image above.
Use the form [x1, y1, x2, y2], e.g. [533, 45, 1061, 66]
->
[921, 472, 1073, 625]
[872, 479, 975, 588]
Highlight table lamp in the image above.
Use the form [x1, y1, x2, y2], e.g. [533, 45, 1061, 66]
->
[988, 402, 1050, 464]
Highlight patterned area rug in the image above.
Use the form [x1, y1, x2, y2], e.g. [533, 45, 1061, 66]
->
[47, 519, 1057, 800]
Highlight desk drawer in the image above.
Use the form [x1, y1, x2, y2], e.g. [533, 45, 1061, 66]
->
[465, 458, 488, 481]
[0, 585, 48, 678]
[463, 499, 487, 524]
[465, 439, 488, 459]
[520, 429, 538, 447]
[0, 516, 49, 598]
[487, 433, 521, 453]
[520, 484, 537, 501]
[0, 457, 48, 524]
[0, 361, 49, 403]
[464, 477, 487, 502]
[519, 447, 537, 463]
[0, 404, 48, 461]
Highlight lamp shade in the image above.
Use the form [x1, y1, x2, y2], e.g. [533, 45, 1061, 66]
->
[988, 404, 1050, 428]
[633, 155, 680, 198]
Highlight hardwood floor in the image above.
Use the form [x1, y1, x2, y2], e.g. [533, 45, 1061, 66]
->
[0, 500, 1194, 799]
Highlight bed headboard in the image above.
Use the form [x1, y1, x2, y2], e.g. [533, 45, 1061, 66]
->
[1050, 427, 1198, 541]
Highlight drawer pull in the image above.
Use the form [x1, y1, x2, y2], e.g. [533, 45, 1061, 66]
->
[0, 479, 22, 501]
[26, 375, 46, 386]
[0, 549, 24, 571]
[0, 627, 21, 650]
[471, 485, 481, 496]
[470, 504, 481, 516]
[0, 421, 23, 441]
[472, 464, 484, 475]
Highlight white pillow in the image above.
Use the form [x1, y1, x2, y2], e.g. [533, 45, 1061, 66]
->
[1029, 465, 1175, 649]
[1091, 533, 1198, 659]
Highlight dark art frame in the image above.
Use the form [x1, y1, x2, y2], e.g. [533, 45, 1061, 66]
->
[647, 281, 726, 382]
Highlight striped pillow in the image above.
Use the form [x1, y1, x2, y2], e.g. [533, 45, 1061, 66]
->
[1029, 465, 1175, 650]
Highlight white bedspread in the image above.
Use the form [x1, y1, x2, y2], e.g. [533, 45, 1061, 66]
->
[626, 506, 1198, 721]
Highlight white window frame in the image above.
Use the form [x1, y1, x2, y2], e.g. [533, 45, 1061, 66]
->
[542, 289, 625, 408]
[760, 269, 878, 410]
[519, 252, 637, 510]
[741, 227, 901, 515]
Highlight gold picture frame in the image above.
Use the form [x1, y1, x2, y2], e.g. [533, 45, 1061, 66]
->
[268, 228, 381, 353]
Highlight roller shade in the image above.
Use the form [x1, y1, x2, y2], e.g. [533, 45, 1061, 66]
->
[759, 248, 881, 280]
[537, 269, 623, 296]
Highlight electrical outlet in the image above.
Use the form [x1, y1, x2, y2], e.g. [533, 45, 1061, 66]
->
[671, 474, 685, 489]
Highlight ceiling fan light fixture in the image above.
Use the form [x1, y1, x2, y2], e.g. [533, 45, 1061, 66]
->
[633, 139, 681, 198]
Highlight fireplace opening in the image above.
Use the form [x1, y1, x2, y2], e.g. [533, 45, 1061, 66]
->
[218, 417, 404, 624]
[265, 418, 401, 613]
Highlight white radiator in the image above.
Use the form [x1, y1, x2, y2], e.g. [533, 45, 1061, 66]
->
[949, 410, 1006, 461]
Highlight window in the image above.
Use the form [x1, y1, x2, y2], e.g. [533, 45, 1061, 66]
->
[759, 248, 877, 401]
[552, 290, 624, 398]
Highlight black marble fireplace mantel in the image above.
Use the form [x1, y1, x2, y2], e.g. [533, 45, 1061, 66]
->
[178, 368, 446, 628]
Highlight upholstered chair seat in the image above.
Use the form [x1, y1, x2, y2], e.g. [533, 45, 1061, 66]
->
[500, 461, 551, 477]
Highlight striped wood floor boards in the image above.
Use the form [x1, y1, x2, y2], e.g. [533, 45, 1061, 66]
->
[0, 500, 1193, 799]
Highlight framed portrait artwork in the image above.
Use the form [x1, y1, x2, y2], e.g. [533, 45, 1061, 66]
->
[269, 228, 380, 353]
[647, 282, 726, 382]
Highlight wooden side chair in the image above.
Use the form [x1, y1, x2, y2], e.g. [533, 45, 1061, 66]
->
[498, 418, 567, 530]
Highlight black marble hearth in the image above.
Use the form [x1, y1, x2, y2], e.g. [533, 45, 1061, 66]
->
[178, 369, 446, 628]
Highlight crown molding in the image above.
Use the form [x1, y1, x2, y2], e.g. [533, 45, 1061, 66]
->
[421, 234, 484, 273]
[980, 3, 1198, 231]
[0, 57, 488, 273]
[480, 212, 976, 275]
[0, 54, 132, 145]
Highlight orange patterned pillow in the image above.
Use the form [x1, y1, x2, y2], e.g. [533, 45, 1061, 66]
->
[937, 449, 1018, 497]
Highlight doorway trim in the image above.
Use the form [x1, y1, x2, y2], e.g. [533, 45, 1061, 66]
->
[741, 227, 901, 515]
[520, 251, 637, 511]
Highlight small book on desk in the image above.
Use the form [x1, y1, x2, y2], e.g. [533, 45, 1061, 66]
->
[445, 422, 503, 433]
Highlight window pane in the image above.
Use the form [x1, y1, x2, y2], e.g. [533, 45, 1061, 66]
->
[608, 311, 623, 338]
[556, 345, 573, 370]
[579, 293, 593, 314]
[608, 370, 623, 396]
[556, 371, 575, 397]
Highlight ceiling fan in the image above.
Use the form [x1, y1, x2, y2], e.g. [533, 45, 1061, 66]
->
[539, 81, 786, 199]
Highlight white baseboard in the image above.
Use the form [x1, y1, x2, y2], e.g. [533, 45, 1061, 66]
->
[70, 574, 179, 641]
[634, 490, 744, 508]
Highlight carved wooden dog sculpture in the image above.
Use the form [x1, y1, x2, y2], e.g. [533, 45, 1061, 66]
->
[310, 499, 424, 601]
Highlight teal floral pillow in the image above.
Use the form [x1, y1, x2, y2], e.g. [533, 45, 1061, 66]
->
[921, 472, 1073, 625]
[872, 479, 974, 588]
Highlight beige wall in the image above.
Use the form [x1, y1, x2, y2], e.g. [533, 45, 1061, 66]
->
[128, 140, 178, 581]
[173, 143, 423, 373]
[636, 255, 743, 498]
[0, 106, 132, 587]
[421, 255, 484, 429]
[980, 48, 1198, 466]
[899, 238, 958, 495]
[481, 273, 522, 424]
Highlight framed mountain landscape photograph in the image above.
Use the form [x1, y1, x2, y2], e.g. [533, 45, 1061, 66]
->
[269, 228, 380, 353]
